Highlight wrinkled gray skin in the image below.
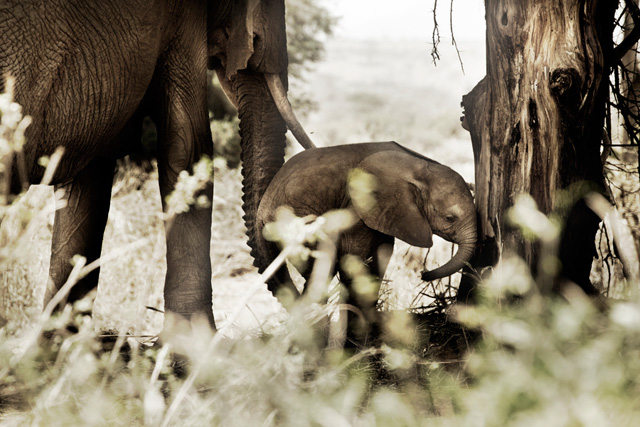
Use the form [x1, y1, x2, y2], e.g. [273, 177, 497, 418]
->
[256, 142, 477, 346]
[0, 0, 298, 329]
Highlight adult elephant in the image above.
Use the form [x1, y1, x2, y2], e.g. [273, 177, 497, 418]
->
[0, 0, 312, 329]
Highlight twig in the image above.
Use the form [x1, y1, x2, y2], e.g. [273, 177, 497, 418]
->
[587, 193, 640, 290]
[431, 0, 441, 64]
[614, 0, 640, 60]
[450, 0, 465, 74]
[39, 147, 65, 185]
[600, 222, 613, 296]
[149, 344, 171, 388]
[96, 334, 157, 339]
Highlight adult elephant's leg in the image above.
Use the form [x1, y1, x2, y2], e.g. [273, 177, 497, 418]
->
[155, 101, 214, 328]
[45, 157, 116, 310]
[153, 19, 214, 328]
[155, 108, 214, 327]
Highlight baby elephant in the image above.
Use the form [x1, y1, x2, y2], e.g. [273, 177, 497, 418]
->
[254, 141, 476, 346]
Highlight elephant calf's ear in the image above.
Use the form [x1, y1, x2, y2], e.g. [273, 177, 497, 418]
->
[348, 156, 434, 248]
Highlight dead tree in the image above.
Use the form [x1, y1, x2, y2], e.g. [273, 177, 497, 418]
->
[459, 1, 624, 298]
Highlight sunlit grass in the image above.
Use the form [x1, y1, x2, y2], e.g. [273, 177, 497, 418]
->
[3, 191, 640, 424]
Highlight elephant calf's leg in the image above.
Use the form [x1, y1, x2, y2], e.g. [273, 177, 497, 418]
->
[340, 268, 382, 349]
[340, 236, 393, 349]
[266, 263, 302, 310]
[45, 157, 116, 310]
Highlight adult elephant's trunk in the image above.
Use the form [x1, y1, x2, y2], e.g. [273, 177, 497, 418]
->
[421, 225, 477, 281]
[220, 73, 315, 150]
[234, 71, 288, 272]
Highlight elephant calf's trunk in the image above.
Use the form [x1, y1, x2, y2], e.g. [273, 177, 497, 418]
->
[421, 239, 475, 282]
[265, 73, 316, 150]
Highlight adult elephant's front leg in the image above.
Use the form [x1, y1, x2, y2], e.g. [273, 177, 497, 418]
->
[45, 157, 116, 310]
[160, 178, 214, 328]
[156, 117, 214, 327]
[156, 108, 214, 328]
[153, 30, 214, 329]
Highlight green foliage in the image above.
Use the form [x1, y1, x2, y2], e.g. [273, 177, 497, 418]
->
[457, 275, 640, 425]
[6, 190, 639, 425]
[163, 156, 213, 217]
[285, 0, 336, 80]
[285, 0, 336, 117]
[452, 194, 640, 425]
[0, 300, 461, 425]
[0, 79, 30, 164]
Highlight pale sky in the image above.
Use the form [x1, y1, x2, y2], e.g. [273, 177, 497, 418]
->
[325, 0, 485, 42]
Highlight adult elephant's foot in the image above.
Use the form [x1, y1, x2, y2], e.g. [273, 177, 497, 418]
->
[162, 203, 215, 329]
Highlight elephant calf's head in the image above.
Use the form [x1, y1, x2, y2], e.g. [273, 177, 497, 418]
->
[348, 150, 477, 281]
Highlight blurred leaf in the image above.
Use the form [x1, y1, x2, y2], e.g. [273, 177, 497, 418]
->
[347, 168, 378, 215]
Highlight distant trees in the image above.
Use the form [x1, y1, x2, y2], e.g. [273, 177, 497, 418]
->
[458, 1, 640, 298]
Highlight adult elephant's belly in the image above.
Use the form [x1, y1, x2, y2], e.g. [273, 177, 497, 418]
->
[3, 3, 164, 185]
[18, 53, 157, 185]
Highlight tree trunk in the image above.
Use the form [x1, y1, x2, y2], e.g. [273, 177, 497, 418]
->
[459, 0, 617, 299]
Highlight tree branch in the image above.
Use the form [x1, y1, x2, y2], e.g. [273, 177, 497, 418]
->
[431, 0, 441, 64]
[614, 0, 640, 61]
[450, 0, 465, 73]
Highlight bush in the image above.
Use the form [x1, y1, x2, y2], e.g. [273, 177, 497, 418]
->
[457, 263, 640, 425]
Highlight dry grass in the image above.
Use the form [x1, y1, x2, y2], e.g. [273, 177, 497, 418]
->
[1, 36, 640, 425]
[1, 37, 635, 341]
[0, 160, 288, 337]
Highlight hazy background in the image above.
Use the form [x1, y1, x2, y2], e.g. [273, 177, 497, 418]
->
[332, 0, 485, 42]
[300, 0, 486, 182]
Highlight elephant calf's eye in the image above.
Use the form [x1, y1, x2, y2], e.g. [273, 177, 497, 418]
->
[445, 214, 457, 223]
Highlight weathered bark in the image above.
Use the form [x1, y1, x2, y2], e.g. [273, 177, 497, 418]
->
[460, 0, 617, 298]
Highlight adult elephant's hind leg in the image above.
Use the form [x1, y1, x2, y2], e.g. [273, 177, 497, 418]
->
[45, 157, 115, 311]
